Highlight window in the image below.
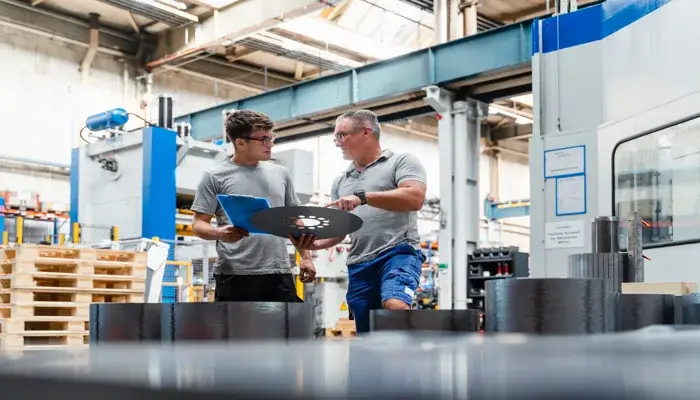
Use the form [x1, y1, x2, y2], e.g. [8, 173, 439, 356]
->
[613, 115, 700, 248]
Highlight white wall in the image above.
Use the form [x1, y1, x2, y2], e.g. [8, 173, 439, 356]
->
[0, 25, 251, 203]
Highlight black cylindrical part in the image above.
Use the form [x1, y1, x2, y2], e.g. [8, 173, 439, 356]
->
[485, 278, 614, 334]
[162, 302, 314, 341]
[166, 96, 173, 129]
[616, 294, 677, 331]
[591, 216, 619, 253]
[568, 253, 626, 293]
[184, 123, 191, 137]
[157, 95, 174, 129]
[369, 310, 480, 332]
[157, 95, 166, 128]
[89, 303, 163, 343]
[175, 123, 184, 137]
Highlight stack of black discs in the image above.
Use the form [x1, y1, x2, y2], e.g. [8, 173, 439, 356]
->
[369, 310, 480, 332]
[90, 302, 314, 343]
[682, 293, 700, 324]
[616, 294, 678, 331]
[485, 278, 615, 334]
[90, 303, 162, 343]
[568, 253, 627, 294]
[163, 302, 314, 341]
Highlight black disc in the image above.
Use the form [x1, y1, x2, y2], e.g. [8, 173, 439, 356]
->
[249, 206, 363, 239]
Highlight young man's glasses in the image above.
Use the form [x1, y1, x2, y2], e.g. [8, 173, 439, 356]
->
[244, 136, 276, 145]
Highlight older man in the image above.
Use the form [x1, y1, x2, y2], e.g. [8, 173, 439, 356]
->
[291, 109, 427, 333]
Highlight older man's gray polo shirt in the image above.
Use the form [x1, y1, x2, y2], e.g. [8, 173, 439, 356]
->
[331, 149, 426, 265]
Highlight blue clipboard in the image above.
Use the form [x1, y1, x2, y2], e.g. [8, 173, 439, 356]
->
[216, 194, 271, 235]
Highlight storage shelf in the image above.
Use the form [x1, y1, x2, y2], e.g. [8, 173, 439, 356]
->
[466, 246, 529, 314]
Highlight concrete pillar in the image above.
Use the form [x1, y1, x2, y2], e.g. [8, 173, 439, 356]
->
[434, 0, 450, 44]
[462, 1, 478, 37]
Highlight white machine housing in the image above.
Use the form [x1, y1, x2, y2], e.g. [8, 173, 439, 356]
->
[530, 0, 700, 281]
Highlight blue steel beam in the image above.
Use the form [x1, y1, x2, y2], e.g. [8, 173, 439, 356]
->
[484, 198, 531, 220]
[177, 20, 533, 141]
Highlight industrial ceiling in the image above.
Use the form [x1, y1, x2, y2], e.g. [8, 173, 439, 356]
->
[4, 0, 601, 145]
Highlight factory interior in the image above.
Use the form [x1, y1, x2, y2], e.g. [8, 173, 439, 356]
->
[1, 0, 700, 397]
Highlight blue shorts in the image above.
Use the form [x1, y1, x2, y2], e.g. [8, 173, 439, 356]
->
[346, 243, 425, 334]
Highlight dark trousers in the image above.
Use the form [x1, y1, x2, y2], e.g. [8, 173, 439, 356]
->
[214, 274, 303, 303]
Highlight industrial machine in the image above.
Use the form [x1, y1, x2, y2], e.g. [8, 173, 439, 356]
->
[70, 97, 318, 300]
[70, 98, 350, 326]
[529, 0, 700, 282]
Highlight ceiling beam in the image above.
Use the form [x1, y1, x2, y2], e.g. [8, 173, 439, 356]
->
[489, 123, 533, 141]
[294, 62, 304, 80]
[224, 47, 259, 62]
[0, 0, 146, 55]
[146, 0, 342, 71]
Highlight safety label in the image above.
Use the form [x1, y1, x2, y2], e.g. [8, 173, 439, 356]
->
[545, 220, 584, 249]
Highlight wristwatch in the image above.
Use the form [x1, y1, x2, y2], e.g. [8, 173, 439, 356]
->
[354, 189, 367, 205]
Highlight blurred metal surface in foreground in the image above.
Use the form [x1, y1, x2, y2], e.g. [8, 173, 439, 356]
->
[1, 327, 699, 399]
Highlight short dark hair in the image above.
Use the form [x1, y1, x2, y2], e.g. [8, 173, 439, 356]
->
[225, 110, 274, 143]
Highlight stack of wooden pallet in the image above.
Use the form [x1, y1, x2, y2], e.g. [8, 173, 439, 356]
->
[0, 244, 147, 350]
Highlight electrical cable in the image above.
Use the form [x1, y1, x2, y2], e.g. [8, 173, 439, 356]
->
[127, 112, 154, 127]
[79, 126, 90, 143]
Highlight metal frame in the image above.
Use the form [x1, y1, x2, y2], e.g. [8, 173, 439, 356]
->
[175, 20, 534, 142]
[425, 85, 484, 310]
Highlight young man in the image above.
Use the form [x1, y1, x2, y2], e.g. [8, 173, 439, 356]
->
[291, 109, 427, 333]
[191, 110, 316, 302]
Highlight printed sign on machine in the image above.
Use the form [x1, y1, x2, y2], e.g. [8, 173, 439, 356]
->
[545, 220, 584, 249]
[544, 145, 585, 178]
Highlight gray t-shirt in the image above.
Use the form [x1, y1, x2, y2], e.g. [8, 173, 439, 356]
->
[191, 159, 300, 275]
[331, 149, 427, 265]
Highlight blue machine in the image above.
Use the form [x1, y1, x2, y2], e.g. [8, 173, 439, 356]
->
[72, 111, 187, 302]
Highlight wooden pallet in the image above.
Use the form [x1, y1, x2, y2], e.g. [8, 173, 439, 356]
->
[325, 318, 356, 339]
[0, 245, 147, 350]
[1, 244, 148, 264]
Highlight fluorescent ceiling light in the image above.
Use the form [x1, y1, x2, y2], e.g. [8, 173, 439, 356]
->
[278, 16, 412, 60]
[193, 0, 240, 8]
[107, 0, 198, 25]
[253, 31, 362, 68]
[155, 0, 186, 10]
